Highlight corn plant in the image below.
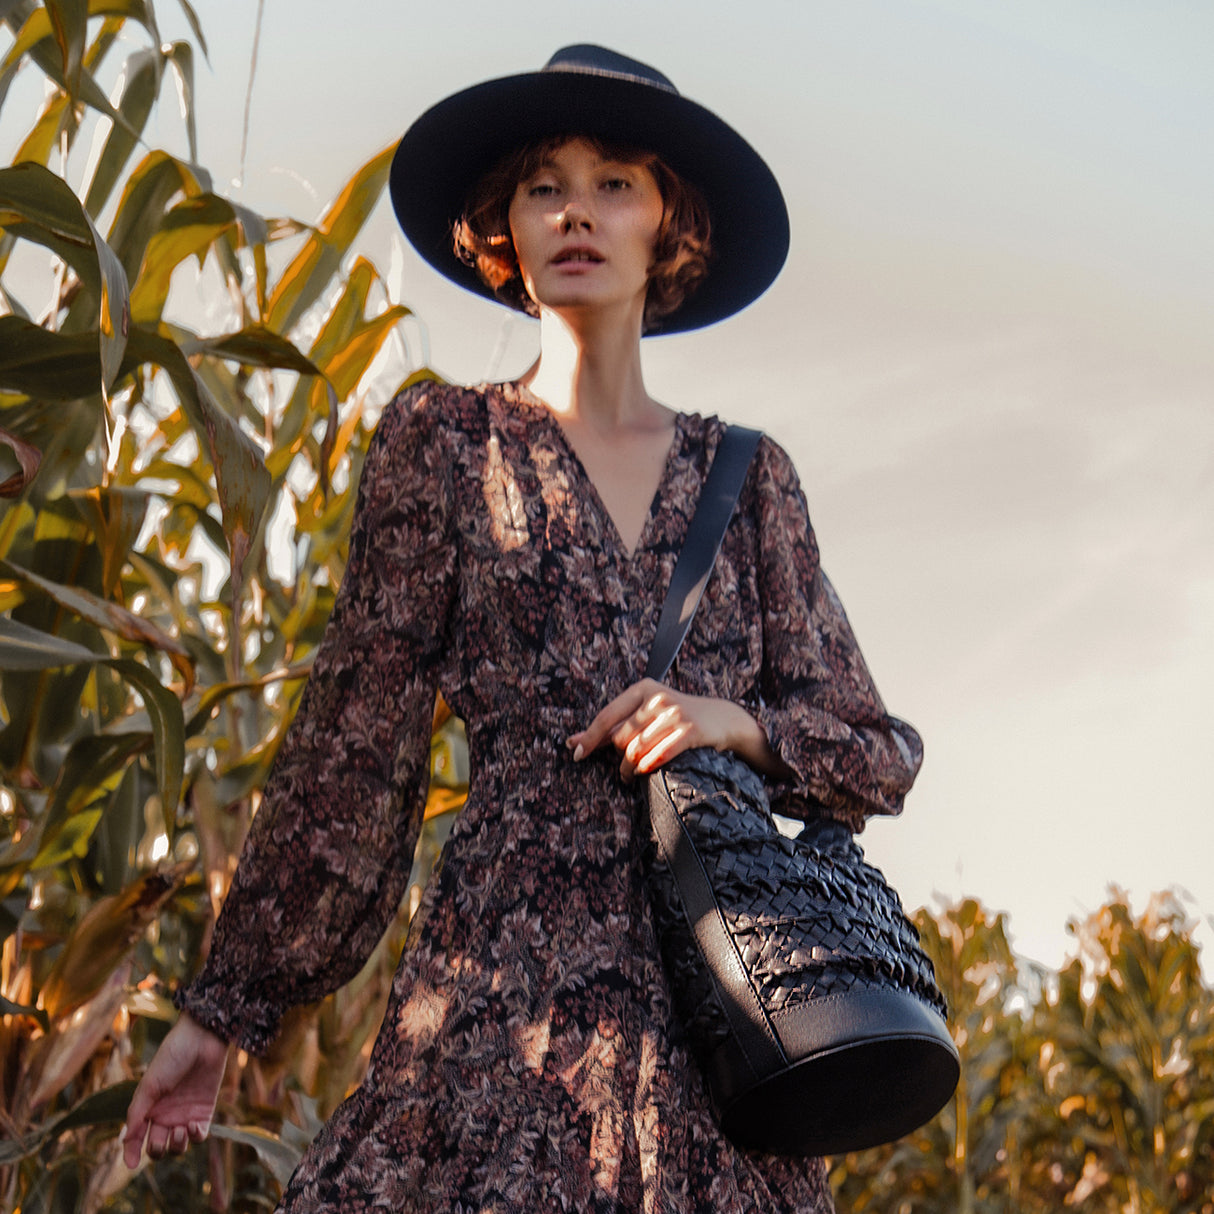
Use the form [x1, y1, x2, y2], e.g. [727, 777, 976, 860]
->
[0, 3, 460, 1210]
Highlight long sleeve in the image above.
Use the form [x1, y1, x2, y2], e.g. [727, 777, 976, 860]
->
[749, 437, 923, 833]
[176, 385, 458, 1054]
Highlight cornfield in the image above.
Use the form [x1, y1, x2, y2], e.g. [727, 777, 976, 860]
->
[1, 5, 1212, 1212]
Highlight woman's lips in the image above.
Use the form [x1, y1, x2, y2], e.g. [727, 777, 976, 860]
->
[552, 247, 604, 265]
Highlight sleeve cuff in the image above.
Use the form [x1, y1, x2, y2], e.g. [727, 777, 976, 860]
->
[173, 976, 284, 1057]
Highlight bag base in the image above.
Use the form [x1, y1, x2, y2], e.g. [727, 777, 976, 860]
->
[712, 986, 961, 1156]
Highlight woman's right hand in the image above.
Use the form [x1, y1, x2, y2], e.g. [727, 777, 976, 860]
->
[122, 1011, 229, 1169]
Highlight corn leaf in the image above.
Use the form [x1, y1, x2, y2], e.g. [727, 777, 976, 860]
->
[1, 994, 50, 1030]
[0, 1080, 137, 1164]
[0, 160, 95, 251]
[83, 44, 162, 219]
[164, 39, 196, 164]
[39, 869, 185, 1019]
[0, 164, 131, 383]
[107, 149, 194, 283]
[264, 144, 394, 335]
[191, 324, 327, 377]
[106, 657, 184, 833]
[128, 193, 237, 324]
[0, 614, 101, 668]
[125, 325, 272, 593]
[11, 87, 70, 167]
[184, 662, 310, 737]
[171, 0, 207, 61]
[0, 423, 41, 497]
[29, 964, 131, 1108]
[44, 0, 87, 95]
[209, 1124, 302, 1186]
[36, 731, 148, 868]
[2, 4, 143, 142]
[2, 557, 193, 684]
[69, 485, 149, 597]
[30, 805, 105, 867]
[0, 317, 111, 400]
[324, 307, 411, 401]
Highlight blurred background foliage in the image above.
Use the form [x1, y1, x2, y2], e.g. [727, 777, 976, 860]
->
[0, 4, 1211, 1212]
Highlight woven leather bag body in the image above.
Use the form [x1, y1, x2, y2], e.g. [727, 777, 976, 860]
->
[644, 747, 960, 1156]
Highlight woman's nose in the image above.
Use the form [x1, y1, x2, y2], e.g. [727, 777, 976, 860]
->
[558, 198, 593, 232]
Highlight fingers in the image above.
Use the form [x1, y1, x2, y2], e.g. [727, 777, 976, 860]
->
[133, 1117, 203, 1164]
[121, 1115, 146, 1170]
[566, 680, 657, 760]
[122, 1080, 155, 1169]
[624, 713, 694, 777]
[568, 681, 703, 779]
[122, 1086, 208, 1168]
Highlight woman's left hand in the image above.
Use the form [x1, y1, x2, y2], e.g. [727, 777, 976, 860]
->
[566, 678, 789, 781]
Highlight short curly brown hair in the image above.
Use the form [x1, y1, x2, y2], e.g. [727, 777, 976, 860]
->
[453, 135, 712, 331]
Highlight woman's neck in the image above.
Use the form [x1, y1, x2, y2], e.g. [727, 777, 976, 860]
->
[520, 308, 666, 432]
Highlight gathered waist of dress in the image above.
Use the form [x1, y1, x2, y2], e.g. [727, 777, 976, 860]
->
[463, 702, 602, 760]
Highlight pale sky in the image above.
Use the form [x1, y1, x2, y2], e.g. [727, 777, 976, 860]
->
[5, 0, 1212, 973]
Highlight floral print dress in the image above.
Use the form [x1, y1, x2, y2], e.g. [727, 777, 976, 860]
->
[178, 380, 923, 1213]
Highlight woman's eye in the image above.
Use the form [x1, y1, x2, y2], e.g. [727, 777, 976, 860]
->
[602, 177, 631, 191]
[528, 182, 558, 197]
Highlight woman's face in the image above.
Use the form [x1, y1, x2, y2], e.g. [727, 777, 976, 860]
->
[507, 138, 664, 325]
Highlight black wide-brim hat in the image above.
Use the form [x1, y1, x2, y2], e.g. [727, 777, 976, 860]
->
[390, 44, 789, 335]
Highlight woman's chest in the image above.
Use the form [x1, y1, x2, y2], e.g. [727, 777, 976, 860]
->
[443, 419, 763, 697]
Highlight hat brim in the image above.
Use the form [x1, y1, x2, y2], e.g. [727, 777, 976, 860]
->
[389, 69, 789, 335]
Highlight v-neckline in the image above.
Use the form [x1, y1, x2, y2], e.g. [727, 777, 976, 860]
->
[510, 384, 685, 562]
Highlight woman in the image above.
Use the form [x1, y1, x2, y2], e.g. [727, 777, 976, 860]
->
[123, 45, 922, 1212]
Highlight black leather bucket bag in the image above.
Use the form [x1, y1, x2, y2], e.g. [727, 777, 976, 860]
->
[644, 426, 959, 1157]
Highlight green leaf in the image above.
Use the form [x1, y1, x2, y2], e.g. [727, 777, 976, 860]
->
[83, 14, 125, 73]
[264, 144, 394, 334]
[125, 324, 272, 595]
[107, 149, 194, 283]
[101, 0, 160, 46]
[107, 657, 184, 831]
[325, 306, 411, 400]
[54, 1077, 137, 1129]
[128, 192, 236, 324]
[184, 662, 310, 736]
[30, 804, 103, 866]
[0, 164, 131, 385]
[2, 557, 193, 680]
[272, 257, 380, 462]
[0, 422, 40, 497]
[68, 485, 149, 597]
[191, 324, 327, 377]
[172, 0, 208, 62]
[209, 1124, 301, 1187]
[84, 205, 131, 394]
[83, 43, 162, 219]
[11, 87, 71, 167]
[164, 39, 197, 164]
[0, 160, 94, 252]
[36, 730, 148, 872]
[2, 5, 144, 144]
[44, 0, 88, 95]
[0, 614, 101, 668]
[0, 1080, 137, 1164]
[0, 317, 110, 400]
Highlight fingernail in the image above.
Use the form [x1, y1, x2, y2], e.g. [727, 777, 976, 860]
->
[573, 744, 584, 761]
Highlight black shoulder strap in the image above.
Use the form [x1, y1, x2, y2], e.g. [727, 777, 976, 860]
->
[645, 424, 763, 682]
